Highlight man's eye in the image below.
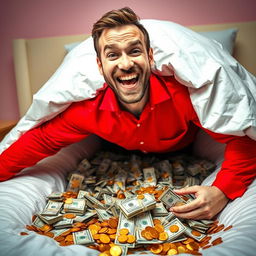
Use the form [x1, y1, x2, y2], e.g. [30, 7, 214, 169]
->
[131, 49, 141, 55]
[107, 53, 117, 59]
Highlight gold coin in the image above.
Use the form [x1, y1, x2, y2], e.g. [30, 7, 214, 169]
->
[99, 227, 109, 234]
[127, 234, 136, 243]
[145, 226, 159, 239]
[44, 231, 54, 238]
[167, 248, 178, 255]
[20, 232, 29, 236]
[144, 231, 153, 240]
[169, 224, 180, 233]
[118, 234, 128, 243]
[162, 243, 172, 254]
[153, 219, 161, 226]
[65, 234, 73, 242]
[186, 242, 199, 251]
[110, 245, 122, 256]
[150, 244, 163, 254]
[154, 224, 165, 233]
[159, 231, 168, 241]
[223, 225, 233, 231]
[119, 228, 129, 235]
[63, 213, 76, 219]
[177, 245, 186, 253]
[137, 194, 145, 200]
[99, 234, 111, 244]
[54, 235, 65, 242]
[191, 230, 202, 237]
[40, 224, 52, 232]
[108, 218, 118, 229]
[211, 237, 223, 246]
[65, 198, 73, 204]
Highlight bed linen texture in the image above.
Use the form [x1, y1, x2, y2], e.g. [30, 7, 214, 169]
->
[1, 131, 256, 256]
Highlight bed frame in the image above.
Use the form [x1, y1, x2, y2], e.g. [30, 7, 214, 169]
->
[13, 21, 256, 117]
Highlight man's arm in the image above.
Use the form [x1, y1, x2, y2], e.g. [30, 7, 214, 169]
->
[171, 128, 256, 220]
[0, 103, 90, 181]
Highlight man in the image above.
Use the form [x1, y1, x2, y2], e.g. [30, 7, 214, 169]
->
[0, 7, 256, 220]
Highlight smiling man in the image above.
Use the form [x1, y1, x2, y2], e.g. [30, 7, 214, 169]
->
[0, 7, 256, 221]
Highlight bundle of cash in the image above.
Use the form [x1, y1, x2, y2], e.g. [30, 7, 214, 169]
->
[119, 193, 156, 218]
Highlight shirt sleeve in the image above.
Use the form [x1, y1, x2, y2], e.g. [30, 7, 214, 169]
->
[0, 102, 91, 181]
[193, 118, 256, 200]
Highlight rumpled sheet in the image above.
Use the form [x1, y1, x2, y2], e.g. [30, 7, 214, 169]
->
[1, 19, 256, 154]
[1, 131, 256, 256]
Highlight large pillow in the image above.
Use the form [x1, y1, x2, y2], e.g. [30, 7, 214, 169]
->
[198, 28, 237, 54]
[65, 28, 238, 55]
[1, 19, 255, 153]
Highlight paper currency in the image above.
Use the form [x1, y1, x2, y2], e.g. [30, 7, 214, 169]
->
[73, 230, 94, 245]
[41, 200, 63, 216]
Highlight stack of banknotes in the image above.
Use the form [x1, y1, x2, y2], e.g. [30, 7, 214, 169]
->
[28, 149, 219, 254]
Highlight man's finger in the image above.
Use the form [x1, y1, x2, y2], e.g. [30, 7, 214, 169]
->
[171, 198, 201, 213]
[172, 208, 206, 220]
[174, 185, 200, 195]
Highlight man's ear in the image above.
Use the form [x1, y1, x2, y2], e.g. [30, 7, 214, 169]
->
[97, 57, 103, 75]
[148, 47, 154, 66]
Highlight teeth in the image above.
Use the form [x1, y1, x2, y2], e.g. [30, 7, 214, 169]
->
[118, 74, 137, 81]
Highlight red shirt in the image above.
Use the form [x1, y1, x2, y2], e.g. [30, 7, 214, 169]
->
[0, 74, 256, 200]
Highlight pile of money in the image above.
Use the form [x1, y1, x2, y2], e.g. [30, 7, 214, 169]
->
[21, 149, 232, 256]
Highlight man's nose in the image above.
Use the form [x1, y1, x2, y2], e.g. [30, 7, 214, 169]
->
[118, 54, 134, 70]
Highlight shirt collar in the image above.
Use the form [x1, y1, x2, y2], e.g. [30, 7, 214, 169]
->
[99, 73, 171, 112]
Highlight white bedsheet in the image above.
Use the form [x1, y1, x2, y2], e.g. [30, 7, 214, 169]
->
[1, 131, 256, 256]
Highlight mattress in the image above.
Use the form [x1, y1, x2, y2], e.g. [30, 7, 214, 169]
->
[0, 131, 256, 256]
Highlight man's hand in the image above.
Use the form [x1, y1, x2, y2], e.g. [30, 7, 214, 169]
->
[170, 185, 229, 220]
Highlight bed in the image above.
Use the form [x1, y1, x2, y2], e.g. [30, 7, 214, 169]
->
[1, 20, 256, 256]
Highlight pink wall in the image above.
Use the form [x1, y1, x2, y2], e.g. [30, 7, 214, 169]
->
[1, 0, 255, 120]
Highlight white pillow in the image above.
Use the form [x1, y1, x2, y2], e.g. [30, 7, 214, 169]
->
[1, 19, 255, 153]
[65, 28, 238, 55]
[198, 28, 237, 54]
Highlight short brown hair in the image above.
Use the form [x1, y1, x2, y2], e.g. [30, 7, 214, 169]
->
[92, 7, 150, 58]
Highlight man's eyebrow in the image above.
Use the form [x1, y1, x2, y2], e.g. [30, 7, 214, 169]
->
[103, 40, 143, 52]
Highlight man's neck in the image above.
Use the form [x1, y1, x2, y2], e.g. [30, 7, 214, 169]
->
[120, 90, 149, 119]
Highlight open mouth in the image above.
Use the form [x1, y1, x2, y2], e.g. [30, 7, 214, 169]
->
[117, 74, 139, 88]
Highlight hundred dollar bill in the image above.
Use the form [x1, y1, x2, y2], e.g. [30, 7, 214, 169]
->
[164, 218, 186, 242]
[33, 216, 46, 229]
[151, 202, 169, 217]
[115, 212, 136, 248]
[37, 213, 63, 225]
[184, 225, 206, 242]
[47, 192, 64, 201]
[74, 210, 97, 223]
[84, 193, 106, 209]
[66, 173, 84, 193]
[41, 200, 63, 216]
[135, 211, 154, 229]
[143, 167, 157, 186]
[135, 212, 160, 245]
[53, 218, 73, 229]
[119, 193, 156, 219]
[159, 188, 186, 209]
[95, 208, 113, 221]
[64, 198, 87, 215]
[73, 230, 94, 245]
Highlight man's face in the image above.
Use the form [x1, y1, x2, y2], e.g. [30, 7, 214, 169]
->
[97, 25, 154, 105]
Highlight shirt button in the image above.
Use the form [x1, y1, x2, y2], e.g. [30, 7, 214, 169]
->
[137, 123, 141, 127]
[150, 107, 154, 111]
[142, 150, 147, 153]
[140, 141, 144, 145]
